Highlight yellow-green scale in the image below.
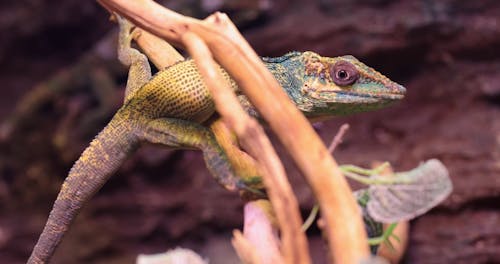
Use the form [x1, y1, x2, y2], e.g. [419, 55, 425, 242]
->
[132, 60, 238, 122]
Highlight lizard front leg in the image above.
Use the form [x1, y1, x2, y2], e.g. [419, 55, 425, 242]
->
[116, 14, 152, 103]
[210, 120, 264, 190]
[139, 118, 262, 192]
[28, 116, 139, 264]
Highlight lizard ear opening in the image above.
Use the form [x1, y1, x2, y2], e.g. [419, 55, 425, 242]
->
[330, 61, 359, 86]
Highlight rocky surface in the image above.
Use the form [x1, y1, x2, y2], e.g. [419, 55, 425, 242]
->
[0, 0, 498, 263]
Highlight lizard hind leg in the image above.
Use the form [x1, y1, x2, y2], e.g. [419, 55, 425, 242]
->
[139, 118, 253, 192]
[116, 14, 152, 102]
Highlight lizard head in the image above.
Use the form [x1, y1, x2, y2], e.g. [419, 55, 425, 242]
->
[269, 51, 406, 118]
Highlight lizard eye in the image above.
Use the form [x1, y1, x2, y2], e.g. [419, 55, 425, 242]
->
[330, 61, 359, 86]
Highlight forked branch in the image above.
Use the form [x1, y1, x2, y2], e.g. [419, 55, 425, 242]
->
[97, 1, 370, 263]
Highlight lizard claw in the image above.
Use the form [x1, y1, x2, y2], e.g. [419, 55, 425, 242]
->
[130, 27, 142, 40]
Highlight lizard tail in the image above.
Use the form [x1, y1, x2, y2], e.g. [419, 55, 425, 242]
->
[28, 115, 139, 264]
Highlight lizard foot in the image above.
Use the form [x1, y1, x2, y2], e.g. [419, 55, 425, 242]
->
[115, 13, 135, 43]
[116, 13, 142, 67]
[236, 176, 266, 199]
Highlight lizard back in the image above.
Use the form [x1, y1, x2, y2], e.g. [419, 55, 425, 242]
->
[130, 59, 238, 122]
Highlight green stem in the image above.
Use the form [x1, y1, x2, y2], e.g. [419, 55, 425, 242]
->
[302, 204, 319, 231]
[368, 223, 398, 246]
[340, 162, 389, 176]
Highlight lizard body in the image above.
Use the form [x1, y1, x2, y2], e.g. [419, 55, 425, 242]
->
[28, 16, 405, 263]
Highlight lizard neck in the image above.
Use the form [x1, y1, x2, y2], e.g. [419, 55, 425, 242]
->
[263, 52, 306, 107]
[237, 52, 307, 120]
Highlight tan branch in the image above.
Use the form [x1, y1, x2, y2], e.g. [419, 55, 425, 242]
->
[182, 30, 307, 264]
[133, 28, 184, 68]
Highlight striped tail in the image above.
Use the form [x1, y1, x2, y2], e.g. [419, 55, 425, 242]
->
[28, 117, 138, 264]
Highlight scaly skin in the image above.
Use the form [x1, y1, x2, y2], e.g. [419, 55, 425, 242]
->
[28, 16, 405, 263]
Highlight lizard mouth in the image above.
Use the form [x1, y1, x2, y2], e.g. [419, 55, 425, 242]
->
[330, 90, 405, 100]
[302, 82, 406, 102]
[328, 83, 407, 101]
[313, 90, 404, 103]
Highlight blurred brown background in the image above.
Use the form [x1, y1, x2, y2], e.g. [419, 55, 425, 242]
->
[0, 0, 499, 263]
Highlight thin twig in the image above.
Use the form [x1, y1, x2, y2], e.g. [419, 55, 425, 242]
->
[328, 124, 350, 154]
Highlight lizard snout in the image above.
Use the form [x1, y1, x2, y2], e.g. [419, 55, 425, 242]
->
[390, 83, 406, 95]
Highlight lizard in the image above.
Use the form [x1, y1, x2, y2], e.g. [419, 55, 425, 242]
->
[28, 15, 406, 263]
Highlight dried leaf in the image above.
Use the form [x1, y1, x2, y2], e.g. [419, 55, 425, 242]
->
[362, 159, 452, 223]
